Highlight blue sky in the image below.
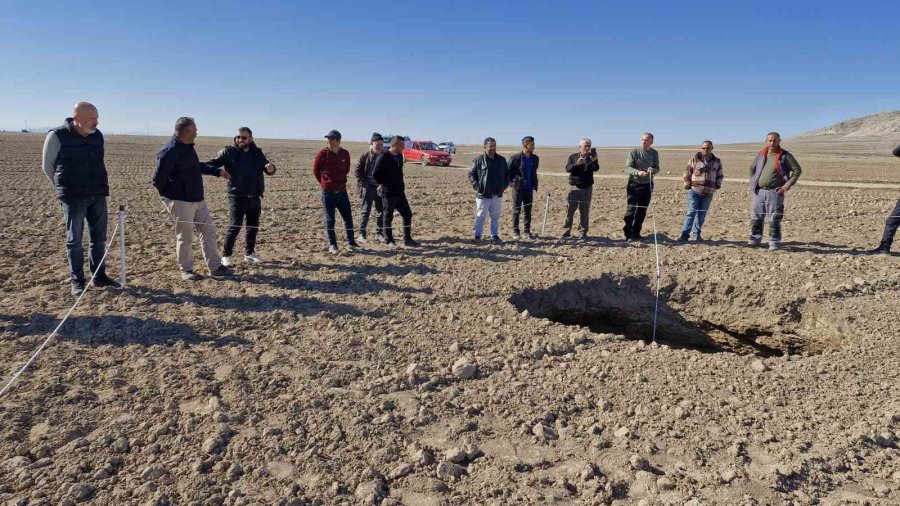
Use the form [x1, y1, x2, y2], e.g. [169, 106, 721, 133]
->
[1, 1, 898, 146]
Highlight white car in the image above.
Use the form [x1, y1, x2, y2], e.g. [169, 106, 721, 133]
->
[438, 141, 456, 154]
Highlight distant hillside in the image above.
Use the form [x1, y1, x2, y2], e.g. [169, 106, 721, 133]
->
[793, 111, 900, 139]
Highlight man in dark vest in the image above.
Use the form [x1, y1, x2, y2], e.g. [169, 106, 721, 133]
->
[206, 127, 276, 266]
[747, 132, 802, 250]
[42, 102, 120, 296]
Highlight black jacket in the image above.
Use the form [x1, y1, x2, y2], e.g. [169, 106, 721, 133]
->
[468, 153, 509, 198]
[51, 118, 109, 199]
[372, 151, 405, 196]
[893, 145, 900, 158]
[206, 142, 273, 197]
[152, 136, 221, 202]
[508, 152, 539, 192]
[355, 149, 380, 193]
[565, 152, 600, 189]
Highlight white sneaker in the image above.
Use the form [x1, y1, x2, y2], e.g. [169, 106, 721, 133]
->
[328, 245, 339, 254]
[244, 253, 261, 263]
[221, 256, 233, 267]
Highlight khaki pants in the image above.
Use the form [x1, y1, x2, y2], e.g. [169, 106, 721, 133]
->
[162, 199, 221, 273]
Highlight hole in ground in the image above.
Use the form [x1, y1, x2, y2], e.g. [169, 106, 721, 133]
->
[509, 275, 842, 357]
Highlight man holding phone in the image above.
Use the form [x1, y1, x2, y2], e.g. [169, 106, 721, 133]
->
[562, 138, 600, 240]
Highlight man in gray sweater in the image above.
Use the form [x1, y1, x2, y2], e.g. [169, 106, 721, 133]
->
[622, 132, 660, 241]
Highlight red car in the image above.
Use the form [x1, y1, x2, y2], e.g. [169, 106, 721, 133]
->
[404, 140, 453, 167]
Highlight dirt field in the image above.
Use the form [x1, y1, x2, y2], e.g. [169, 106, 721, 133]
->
[1, 132, 899, 505]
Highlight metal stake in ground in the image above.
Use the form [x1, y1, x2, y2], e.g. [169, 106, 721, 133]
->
[541, 192, 550, 236]
[118, 205, 126, 287]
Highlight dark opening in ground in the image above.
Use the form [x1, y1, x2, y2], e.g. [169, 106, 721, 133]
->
[509, 276, 839, 356]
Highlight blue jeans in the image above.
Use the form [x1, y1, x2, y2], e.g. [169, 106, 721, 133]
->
[321, 191, 354, 246]
[680, 190, 713, 237]
[60, 196, 108, 282]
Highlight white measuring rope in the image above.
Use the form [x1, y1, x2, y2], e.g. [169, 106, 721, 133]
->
[0, 221, 121, 399]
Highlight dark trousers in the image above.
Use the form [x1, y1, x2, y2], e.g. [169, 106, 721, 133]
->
[512, 188, 534, 234]
[321, 191, 354, 246]
[563, 186, 592, 235]
[60, 195, 108, 283]
[382, 191, 413, 243]
[623, 182, 653, 239]
[359, 185, 384, 237]
[880, 197, 900, 249]
[224, 195, 261, 256]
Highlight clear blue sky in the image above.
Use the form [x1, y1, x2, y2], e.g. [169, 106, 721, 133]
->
[1, 1, 898, 146]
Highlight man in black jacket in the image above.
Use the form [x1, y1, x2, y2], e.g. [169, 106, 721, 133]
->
[206, 127, 276, 265]
[871, 144, 900, 254]
[355, 133, 386, 244]
[508, 136, 539, 240]
[152, 117, 234, 280]
[562, 138, 600, 239]
[373, 136, 419, 247]
[468, 137, 509, 242]
[41, 102, 121, 296]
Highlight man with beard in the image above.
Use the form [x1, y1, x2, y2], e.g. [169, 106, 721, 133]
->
[42, 101, 121, 296]
[373, 136, 419, 248]
[469, 137, 509, 242]
[747, 132, 802, 250]
[206, 127, 276, 266]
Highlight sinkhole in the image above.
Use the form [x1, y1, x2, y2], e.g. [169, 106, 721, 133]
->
[509, 275, 844, 357]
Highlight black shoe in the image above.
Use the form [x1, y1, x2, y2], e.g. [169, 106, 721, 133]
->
[71, 280, 86, 296]
[490, 235, 502, 243]
[93, 274, 121, 288]
[403, 238, 420, 247]
[526, 232, 537, 240]
[694, 235, 704, 243]
[473, 235, 482, 242]
[211, 265, 235, 278]
[561, 231, 572, 239]
[677, 233, 689, 243]
[348, 241, 360, 249]
[632, 234, 645, 241]
[869, 245, 891, 255]
[579, 234, 588, 241]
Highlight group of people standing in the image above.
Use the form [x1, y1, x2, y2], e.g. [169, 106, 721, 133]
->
[41, 102, 900, 296]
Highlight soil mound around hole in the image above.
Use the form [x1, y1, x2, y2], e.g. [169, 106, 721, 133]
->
[509, 275, 845, 356]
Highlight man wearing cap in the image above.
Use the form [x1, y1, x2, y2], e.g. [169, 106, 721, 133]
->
[469, 137, 510, 242]
[313, 130, 358, 254]
[42, 101, 121, 296]
[152, 117, 234, 280]
[373, 135, 419, 248]
[355, 133, 386, 243]
[748, 132, 802, 250]
[206, 127, 276, 266]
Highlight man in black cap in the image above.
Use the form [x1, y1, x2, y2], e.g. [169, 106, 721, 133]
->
[41, 101, 121, 296]
[206, 127, 277, 265]
[312, 130, 357, 254]
[373, 136, 419, 248]
[355, 133, 386, 243]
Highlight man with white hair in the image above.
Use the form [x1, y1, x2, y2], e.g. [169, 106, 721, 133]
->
[561, 138, 599, 240]
[42, 102, 121, 296]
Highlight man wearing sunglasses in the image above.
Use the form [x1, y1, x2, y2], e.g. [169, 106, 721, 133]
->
[206, 127, 276, 265]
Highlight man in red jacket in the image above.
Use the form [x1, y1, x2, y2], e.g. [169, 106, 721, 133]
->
[313, 130, 358, 254]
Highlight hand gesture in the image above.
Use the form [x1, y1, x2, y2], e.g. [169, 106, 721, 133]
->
[637, 170, 648, 177]
[264, 163, 276, 175]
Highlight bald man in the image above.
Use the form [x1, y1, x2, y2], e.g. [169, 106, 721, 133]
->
[42, 102, 120, 296]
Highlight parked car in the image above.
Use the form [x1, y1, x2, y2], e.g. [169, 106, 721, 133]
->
[403, 140, 452, 167]
[438, 141, 456, 154]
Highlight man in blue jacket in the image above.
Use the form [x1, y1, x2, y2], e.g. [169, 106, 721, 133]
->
[206, 127, 276, 266]
[152, 117, 234, 280]
[41, 102, 121, 296]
